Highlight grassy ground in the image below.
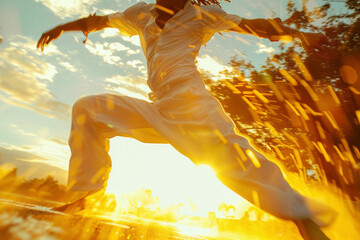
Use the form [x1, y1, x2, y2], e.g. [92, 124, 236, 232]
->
[0, 190, 358, 240]
[0, 192, 304, 240]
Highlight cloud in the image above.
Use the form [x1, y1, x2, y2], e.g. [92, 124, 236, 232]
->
[110, 42, 130, 51]
[121, 36, 141, 47]
[59, 61, 78, 72]
[100, 28, 120, 38]
[0, 35, 71, 119]
[84, 39, 140, 65]
[1, 47, 57, 82]
[0, 145, 67, 183]
[104, 75, 151, 101]
[22, 138, 70, 170]
[9, 124, 36, 137]
[84, 40, 125, 65]
[127, 60, 142, 68]
[100, 31, 141, 54]
[97, 8, 116, 15]
[34, 0, 99, 19]
[196, 55, 233, 81]
[256, 43, 275, 54]
[49, 138, 68, 146]
[126, 59, 147, 75]
[127, 49, 141, 55]
[2, 124, 70, 171]
[0, 95, 70, 120]
[0, 145, 46, 164]
[0, 135, 70, 171]
[10, 35, 65, 57]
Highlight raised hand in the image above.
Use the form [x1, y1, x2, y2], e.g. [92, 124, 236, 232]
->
[37, 27, 63, 51]
[297, 32, 328, 51]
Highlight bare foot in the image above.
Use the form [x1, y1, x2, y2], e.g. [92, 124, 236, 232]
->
[294, 219, 330, 240]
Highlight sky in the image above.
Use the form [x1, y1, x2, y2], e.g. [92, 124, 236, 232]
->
[0, 0, 340, 208]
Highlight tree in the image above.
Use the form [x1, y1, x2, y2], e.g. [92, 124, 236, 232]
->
[202, 0, 360, 199]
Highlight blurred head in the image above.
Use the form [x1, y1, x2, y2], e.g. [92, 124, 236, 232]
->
[155, 0, 188, 12]
[155, 0, 230, 10]
[191, 0, 231, 7]
[154, 0, 230, 18]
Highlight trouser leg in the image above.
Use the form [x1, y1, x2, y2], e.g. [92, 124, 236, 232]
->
[214, 135, 312, 221]
[167, 122, 312, 221]
[66, 90, 334, 225]
[154, 89, 333, 223]
[67, 94, 166, 191]
[217, 135, 334, 226]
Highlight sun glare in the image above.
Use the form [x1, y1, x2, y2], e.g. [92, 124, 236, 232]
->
[106, 137, 246, 217]
[196, 55, 233, 81]
[197, 165, 216, 178]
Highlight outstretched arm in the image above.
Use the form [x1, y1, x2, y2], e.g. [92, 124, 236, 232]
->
[232, 18, 327, 50]
[37, 14, 110, 51]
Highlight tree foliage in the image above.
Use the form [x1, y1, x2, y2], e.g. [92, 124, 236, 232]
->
[203, 0, 360, 199]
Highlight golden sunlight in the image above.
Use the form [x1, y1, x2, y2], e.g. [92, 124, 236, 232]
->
[106, 137, 248, 217]
[196, 55, 233, 81]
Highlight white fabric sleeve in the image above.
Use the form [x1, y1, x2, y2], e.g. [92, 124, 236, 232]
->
[107, 2, 146, 36]
[202, 5, 242, 32]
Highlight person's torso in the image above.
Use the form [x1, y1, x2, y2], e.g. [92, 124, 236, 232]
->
[135, 3, 217, 92]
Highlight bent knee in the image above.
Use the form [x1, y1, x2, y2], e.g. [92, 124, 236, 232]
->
[71, 96, 101, 123]
[72, 95, 99, 112]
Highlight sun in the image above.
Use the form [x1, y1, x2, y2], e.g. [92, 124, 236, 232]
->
[106, 137, 249, 216]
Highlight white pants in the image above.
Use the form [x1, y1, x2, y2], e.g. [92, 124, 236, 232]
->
[67, 82, 334, 224]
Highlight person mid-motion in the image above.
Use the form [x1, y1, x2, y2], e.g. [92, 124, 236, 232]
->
[37, 0, 335, 239]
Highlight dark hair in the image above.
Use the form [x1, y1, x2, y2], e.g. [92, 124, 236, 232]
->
[191, 0, 231, 7]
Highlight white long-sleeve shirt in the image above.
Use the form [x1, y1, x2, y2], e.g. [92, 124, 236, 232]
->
[107, 1, 242, 96]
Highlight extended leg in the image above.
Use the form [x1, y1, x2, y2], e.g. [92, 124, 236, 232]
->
[152, 87, 334, 239]
[55, 94, 168, 212]
[67, 94, 166, 192]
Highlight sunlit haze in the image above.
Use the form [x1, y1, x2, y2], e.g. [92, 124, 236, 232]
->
[0, 0, 359, 239]
[0, 0, 289, 199]
[107, 138, 246, 215]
